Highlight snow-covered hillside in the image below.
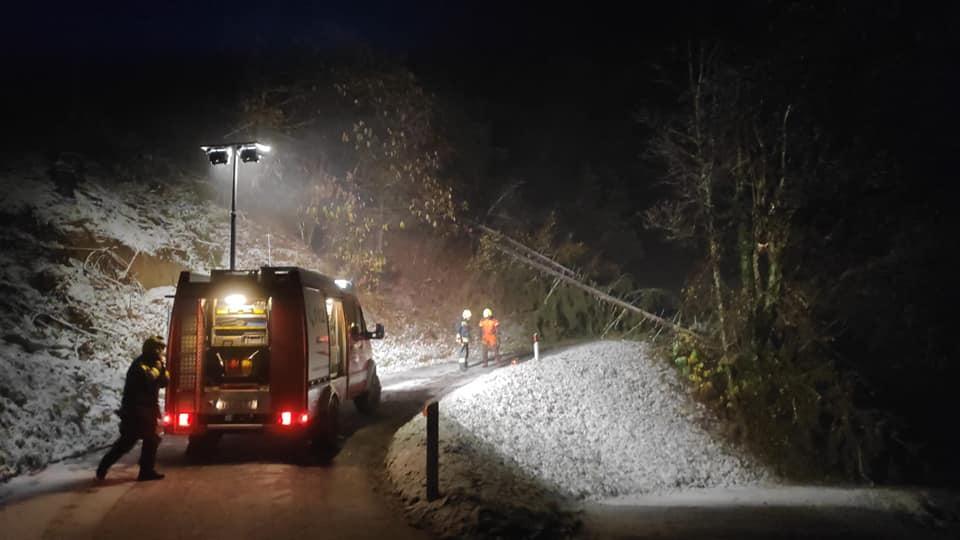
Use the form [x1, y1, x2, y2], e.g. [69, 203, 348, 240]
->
[0, 172, 238, 481]
[386, 341, 773, 536]
[441, 340, 772, 498]
[0, 169, 441, 481]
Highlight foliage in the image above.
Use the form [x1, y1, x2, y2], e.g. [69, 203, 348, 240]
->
[229, 58, 464, 287]
[335, 69, 460, 231]
[469, 212, 670, 344]
[643, 46, 940, 482]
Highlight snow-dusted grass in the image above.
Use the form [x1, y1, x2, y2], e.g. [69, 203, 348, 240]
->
[0, 172, 232, 480]
[0, 168, 449, 481]
[0, 268, 170, 480]
[0, 170, 344, 480]
[385, 340, 772, 536]
[373, 330, 455, 374]
[0, 344, 124, 477]
[387, 410, 580, 539]
[439, 340, 771, 499]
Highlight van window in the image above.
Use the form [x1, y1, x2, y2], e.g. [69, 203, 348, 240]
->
[356, 305, 368, 334]
[343, 297, 367, 335]
[304, 288, 330, 382]
[326, 298, 347, 377]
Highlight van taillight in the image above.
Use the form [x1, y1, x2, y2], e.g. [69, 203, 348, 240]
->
[178, 413, 192, 427]
[162, 413, 172, 426]
[279, 411, 308, 426]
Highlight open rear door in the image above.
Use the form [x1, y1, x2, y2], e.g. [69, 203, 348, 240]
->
[166, 294, 205, 433]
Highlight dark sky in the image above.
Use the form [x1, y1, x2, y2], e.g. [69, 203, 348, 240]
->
[5, 2, 475, 61]
[4, 2, 776, 70]
[6, 1, 958, 190]
[9, 2, 956, 114]
[4, 1, 959, 288]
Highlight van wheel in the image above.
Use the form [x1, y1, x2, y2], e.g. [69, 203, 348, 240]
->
[312, 393, 340, 452]
[186, 433, 219, 459]
[354, 373, 381, 415]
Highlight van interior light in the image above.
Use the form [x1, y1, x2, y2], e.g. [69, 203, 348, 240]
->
[334, 278, 351, 289]
[224, 294, 247, 307]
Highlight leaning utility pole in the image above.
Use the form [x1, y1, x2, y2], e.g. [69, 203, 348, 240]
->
[476, 224, 702, 341]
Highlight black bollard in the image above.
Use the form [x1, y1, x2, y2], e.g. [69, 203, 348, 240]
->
[424, 399, 439, 501]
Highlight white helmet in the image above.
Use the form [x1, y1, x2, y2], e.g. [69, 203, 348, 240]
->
[482, 308, 493, 318]
[462, 309, 472, 320]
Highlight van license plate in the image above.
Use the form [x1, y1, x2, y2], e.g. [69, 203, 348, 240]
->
[224, 414, 233, 422]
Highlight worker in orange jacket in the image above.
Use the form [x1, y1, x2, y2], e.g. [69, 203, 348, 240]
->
[478, 308, 500, 367]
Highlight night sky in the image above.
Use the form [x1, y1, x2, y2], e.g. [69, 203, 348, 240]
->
[7, 2, 957, 158]
[3, 1, 958, 286]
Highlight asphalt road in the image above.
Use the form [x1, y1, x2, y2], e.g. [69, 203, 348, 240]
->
[3, 352, 958, 540]
[581, 489, 960, 540]
[0, 358, 498, 540]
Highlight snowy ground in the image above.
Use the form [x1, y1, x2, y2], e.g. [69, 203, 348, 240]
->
[0, 168, 444, 482]
[0, 170, 257, 481]
[372, 329, 456, 375]
[438, 340, 771, 500]
[385, 340, 771, 536]
[385, 341, 960, 538]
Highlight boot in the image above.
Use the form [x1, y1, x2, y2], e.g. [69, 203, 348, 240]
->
[137, 470, 165, 481]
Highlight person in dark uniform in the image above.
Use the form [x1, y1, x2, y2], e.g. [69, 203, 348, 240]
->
[456, 309, 472, 371]
[96, 335, 169, 481]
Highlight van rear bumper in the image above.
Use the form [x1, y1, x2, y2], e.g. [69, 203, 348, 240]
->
[164, 414, 310, 435]
[206, 423, 264, 430]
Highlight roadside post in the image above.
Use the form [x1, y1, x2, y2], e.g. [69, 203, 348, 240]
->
[424, 399, 439, 501]
[533, 332, 539, 361]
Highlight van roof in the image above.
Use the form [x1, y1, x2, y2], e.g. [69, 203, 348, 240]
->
[176, 267, 357, 299]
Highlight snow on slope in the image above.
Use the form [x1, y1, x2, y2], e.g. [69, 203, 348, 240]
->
[373, 331, 455, 374]
[440, 340, 772, 498]
[0, 172, 237, 480]
[388, 341, 771, 518]
[0, 168, 446, 481]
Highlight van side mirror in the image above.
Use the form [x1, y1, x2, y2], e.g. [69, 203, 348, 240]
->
[354, 323, 385, 340]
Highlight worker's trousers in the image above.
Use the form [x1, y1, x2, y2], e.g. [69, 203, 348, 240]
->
[98, 416, 160, 474]
[481, 342, 500, 366]
[459, 341, 469, 369]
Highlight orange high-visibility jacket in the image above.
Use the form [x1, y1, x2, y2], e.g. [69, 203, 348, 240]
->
[479, 317, 499, 347]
